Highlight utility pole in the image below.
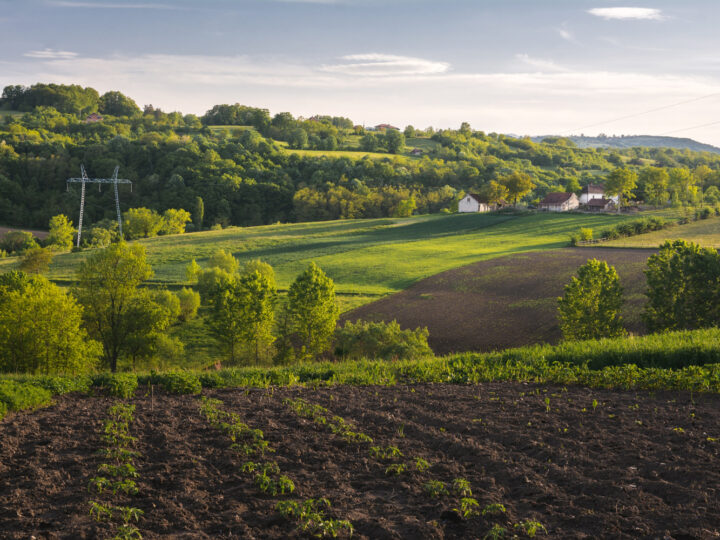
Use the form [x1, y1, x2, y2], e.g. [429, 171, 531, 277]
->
[66, 165, 132, 247]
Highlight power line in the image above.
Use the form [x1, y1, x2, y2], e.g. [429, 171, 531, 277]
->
[561, 92, 720, 134]
[660, 120, 720, 135]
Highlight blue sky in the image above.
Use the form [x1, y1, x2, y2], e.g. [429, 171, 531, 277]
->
[2, 0, 720, 144]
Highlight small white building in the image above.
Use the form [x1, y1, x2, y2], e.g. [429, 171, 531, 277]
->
[539, 192, 580, 212]
[580, 184, 619, 204]
[458, 193, 497, 213]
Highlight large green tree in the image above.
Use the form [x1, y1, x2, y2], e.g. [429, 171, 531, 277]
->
[0, 272, 100, 374]
[639, 167, 669, 207]
[643, 240, 720, 332]
[208, 271, 276, 364]
[47, 214, 76, 250]
[285, 262, 339, 362]
[604, 167, 637, 211]
[557, 259, 626, 341]
[499, 172, 535, 206]
[74, 242, 155, 372]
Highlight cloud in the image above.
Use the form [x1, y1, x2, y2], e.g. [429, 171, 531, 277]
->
[320, 53, 450, 77]
[46, 1, 179, 9]
[558, 28, 574, 41]
[24, 48, 78, 59]
[2, 51, 719, 144]
[588, 7, 664, 21]
[516, 54, 568, 73]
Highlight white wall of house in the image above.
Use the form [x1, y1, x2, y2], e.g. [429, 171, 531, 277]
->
[458, 195, 479, 213]
[580, 192, 619, 204]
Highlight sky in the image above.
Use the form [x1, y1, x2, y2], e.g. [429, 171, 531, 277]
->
[1, 0, 720, 145]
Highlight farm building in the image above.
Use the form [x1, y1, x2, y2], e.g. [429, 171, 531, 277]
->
[410, 148, 423, 156]
[585, 198, 616, 212]
[538, 192, 580, 212]
[84, 113, 103, 123]
[458, 193, 504, 213]
[579, 183, 619, 204]
[374, 123, 399, 131]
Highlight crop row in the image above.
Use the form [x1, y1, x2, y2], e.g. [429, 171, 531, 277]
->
[198, 396, 353, 537]
[283, 398, 546, 538]
[89, 402, 144, 539]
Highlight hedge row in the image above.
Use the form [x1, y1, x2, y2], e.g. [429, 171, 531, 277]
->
[2, 328, 720, 415]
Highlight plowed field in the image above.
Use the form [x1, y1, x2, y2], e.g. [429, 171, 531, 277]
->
[1, 383, 719, 539]
[345, 248, 656, 354]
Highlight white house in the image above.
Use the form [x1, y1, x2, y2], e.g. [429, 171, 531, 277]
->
[580, 184, 619, 204]
[458, 193, 497, 213]
[539, 192, 580, 212]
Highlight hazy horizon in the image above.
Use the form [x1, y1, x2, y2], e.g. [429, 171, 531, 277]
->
[2, 0, 719, 145]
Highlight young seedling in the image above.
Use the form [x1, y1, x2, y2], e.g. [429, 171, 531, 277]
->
[423, 480, 448, 498]
[515, 520, 548, 537]
[483, 524, 507, 539]
[452, 478, 472, 497]
[414, 457, 431, 473]
[482, 503, 507, 516]
[385, 463, 407, 476]
[454, 497, 480, 519]
[89, 501, 113, 522]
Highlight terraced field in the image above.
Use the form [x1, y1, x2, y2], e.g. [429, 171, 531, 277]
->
[1, 384, 718, 539]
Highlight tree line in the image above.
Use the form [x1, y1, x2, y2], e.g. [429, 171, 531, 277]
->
[3, 83, 720, 232]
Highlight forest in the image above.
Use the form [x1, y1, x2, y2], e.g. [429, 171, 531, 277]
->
[2, 82, 720, 231]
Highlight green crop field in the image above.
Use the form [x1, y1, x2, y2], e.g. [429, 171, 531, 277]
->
[601, 215, 720, 248]
[0, 210, 677, 301]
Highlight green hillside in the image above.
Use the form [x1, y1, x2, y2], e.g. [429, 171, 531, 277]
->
[0, 210, 676, 301]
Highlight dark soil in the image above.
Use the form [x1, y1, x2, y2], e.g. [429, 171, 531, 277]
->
[1, 384, 719, 539]
[344, 247, 656, 354]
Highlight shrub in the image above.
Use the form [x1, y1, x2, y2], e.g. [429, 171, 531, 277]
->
[0, 380, 53, 412]
[153, 371, 201, 395]
[92, 373, 138, 398]
[335, 320, 433, 361]
[579, 228, 593, 242]
[177, 287, 200, 321]
[0, 400, 6, 421]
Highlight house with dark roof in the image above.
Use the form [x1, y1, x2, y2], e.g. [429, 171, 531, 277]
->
[374, 123, 399, 131]
[579, 183, 619, 204]
[585, 198, 615, 212]
[84, 113, 103, 123]
[458, 193, 505, 213]
[538, 192, 580, 212]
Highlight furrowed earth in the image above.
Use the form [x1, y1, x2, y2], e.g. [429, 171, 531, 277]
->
[1, 384, 718, 539]
[345, 247, 656, 355]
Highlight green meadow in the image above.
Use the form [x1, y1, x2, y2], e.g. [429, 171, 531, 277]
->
[1, 211, 675, 304]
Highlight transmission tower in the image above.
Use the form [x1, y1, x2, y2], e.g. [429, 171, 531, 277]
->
[66, 165, 132, 247]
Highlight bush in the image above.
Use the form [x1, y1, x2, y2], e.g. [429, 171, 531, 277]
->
[700, 207, 712, 219]
[0, 400, 6, 421]
[92, 373, 138, 398]
[177, 287, 200, 321]
[150, 371, 202, 394]
[0, 380, 53, 412]
[579, 228, 593, 242]
[334, 320, 433, 361]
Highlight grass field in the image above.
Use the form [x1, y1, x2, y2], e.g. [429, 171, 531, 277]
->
[0, 212, 666, 299]
[602, 214, 720, 248]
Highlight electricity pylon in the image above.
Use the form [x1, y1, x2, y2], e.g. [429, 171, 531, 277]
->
[66, 165, 132, 247]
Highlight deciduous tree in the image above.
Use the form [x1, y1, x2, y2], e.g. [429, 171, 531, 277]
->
[557, 259, 626, 341]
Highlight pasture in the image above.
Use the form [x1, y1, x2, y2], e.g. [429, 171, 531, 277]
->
[0, 212, 660, 302]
